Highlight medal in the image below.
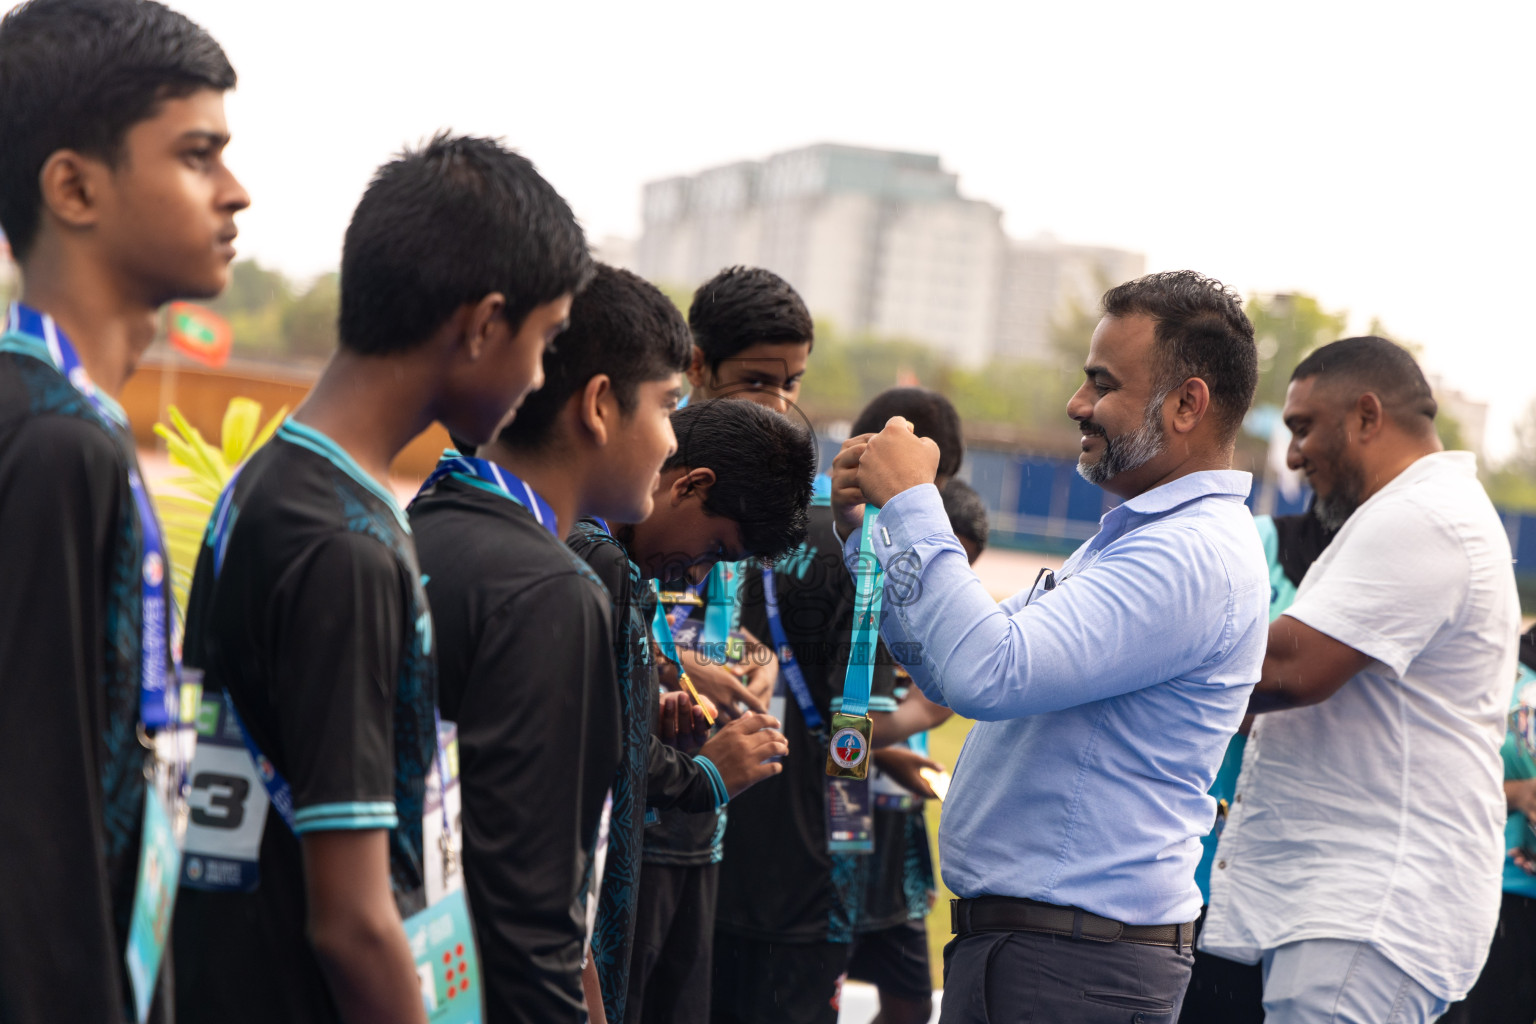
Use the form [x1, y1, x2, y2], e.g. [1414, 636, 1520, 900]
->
[825, 711, 873, 780]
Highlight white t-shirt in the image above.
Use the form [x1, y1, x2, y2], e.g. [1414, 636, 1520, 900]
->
[1201, 451, 1519, 1002]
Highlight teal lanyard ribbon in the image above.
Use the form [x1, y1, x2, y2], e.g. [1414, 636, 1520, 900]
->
[700, 561, 742, 646]
[840, 509, 883, 718]
[650, 583, 685, 674]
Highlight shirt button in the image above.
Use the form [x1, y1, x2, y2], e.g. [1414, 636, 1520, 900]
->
[1217, 860, 1227, 869]
[1234, 794, 1242, 804]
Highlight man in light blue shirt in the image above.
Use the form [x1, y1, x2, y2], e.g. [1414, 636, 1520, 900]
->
[832, 271, 1269, 1024]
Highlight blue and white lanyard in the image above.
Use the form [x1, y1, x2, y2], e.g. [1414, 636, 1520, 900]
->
[840, 508, 884, 719]
[761, 567, 823, 733]
[2, 303, 178, 731]
[417, 452, 559, 537]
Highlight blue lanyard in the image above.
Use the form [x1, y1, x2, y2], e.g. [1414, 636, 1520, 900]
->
[840, 508, 884, 718]
[417, 452, 559, 537]
[761, 567, 823, 732]
[2, 303, 178, 730]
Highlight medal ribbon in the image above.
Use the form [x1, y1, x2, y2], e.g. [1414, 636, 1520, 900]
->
[700, 561, 741, 646]
[840, 508, 883, 719]
[650, 583, 717, 726]
[417, 451, 560, 537]
[2, 303, 178, 731]
[761, 567, 823, 733]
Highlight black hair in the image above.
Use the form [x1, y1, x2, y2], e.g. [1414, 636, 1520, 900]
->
[941, 478, 989, 553]
[499, 264, 692, 450]
[1101, 270, 1258, 441]
[1289, 336, 1437, 432]
[0, 0, 235, 260]
[339, 131, 593, 355]
[663, 400, 816, 563]
[687, 266, 813, 370]
[850, 387, 965, 481]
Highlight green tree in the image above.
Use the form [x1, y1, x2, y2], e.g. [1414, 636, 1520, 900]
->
[1485, 398, 1536, 512]
[282, 273, 340, 359]
[1246, 293, 1349, 411]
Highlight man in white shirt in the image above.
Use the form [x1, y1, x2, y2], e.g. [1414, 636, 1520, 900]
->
[1201, 336, 1520, 1024]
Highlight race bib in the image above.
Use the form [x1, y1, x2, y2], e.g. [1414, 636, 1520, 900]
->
[181, 695, 269, 892]
[407, 719, 482, 1022]
[825, 776, 873, 855]
[125, 782, 182, 1022]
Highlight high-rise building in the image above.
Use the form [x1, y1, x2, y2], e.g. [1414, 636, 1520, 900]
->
[636, 143, 1141, 366]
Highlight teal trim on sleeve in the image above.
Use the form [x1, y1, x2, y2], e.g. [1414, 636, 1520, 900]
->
[277, 420, 409, 532]
[694, 755, 729, 809]
[292, 800, 399, 834]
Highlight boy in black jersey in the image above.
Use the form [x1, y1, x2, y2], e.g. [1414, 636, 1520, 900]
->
[844, 479, 988, 1024]
[581, 397, 816, 1024]
[173, 135, 588, 1024]
[716, 388, 965, 1024]
[0, 3, 247, 1020]
[413, 265, 790, 1024]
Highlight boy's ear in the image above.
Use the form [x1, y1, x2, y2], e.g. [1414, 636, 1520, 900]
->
[579, 373, 616, 447]
[38, 150, 107, 234]
[685, 346, 708, 390]
[461, 293, 508, 361]
[671, 466, 716, 504]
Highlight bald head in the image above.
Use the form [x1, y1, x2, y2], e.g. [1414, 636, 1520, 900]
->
[1290, 336, 1437, 436]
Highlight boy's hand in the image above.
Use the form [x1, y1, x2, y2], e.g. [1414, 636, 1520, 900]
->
[831, 433, 873, 542]
[857, 416, 940, 508]
[737, 635, 779, 708]
[699, 712, 789, 799]
[680, 647, 765, 721]
[656, 690, 712, 752]
[873, 746, 946, 799]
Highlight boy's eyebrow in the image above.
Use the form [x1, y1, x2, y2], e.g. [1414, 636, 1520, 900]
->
[178, 129, 231, 147]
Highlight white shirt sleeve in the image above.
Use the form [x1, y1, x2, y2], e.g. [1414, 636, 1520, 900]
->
[1283, 498, 1471, 677]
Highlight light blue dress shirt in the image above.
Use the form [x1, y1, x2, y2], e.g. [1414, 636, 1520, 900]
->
[844, 471, 1269, 925]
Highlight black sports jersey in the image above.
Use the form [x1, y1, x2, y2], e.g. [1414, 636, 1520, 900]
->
[642, 569, 738, 867]
[717, 502, 898, 944]
[413, 477, 619, 1024]
[173, 420, 436, 1024]
[567, 519, 661, 1024]
[0, 344, 171, 1024]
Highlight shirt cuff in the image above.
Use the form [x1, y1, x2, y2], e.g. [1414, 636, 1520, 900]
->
[841, 484, 950, 572]
[872, 484, 951, 567]
[693, 755, 729, 809]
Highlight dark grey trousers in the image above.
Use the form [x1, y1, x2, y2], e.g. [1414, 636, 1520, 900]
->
[939, 929, 1195, 1024]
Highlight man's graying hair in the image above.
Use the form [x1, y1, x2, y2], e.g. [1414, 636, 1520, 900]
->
[1101, 271, 1258, 441]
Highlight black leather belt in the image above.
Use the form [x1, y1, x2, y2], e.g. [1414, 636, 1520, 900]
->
[951, 896, 1194, 951]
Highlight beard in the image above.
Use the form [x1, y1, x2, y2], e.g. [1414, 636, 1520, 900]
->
[1077, 392, 1168, 486]
[1312, 454, 1365, 531]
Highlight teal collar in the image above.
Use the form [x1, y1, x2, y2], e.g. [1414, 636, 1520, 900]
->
[277, 419, 409, 533]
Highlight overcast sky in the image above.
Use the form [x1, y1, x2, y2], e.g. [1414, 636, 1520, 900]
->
[168, 0, 1535, 459]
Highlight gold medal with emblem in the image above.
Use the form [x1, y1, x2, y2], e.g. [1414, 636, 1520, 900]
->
[825, 711, 873, 780]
